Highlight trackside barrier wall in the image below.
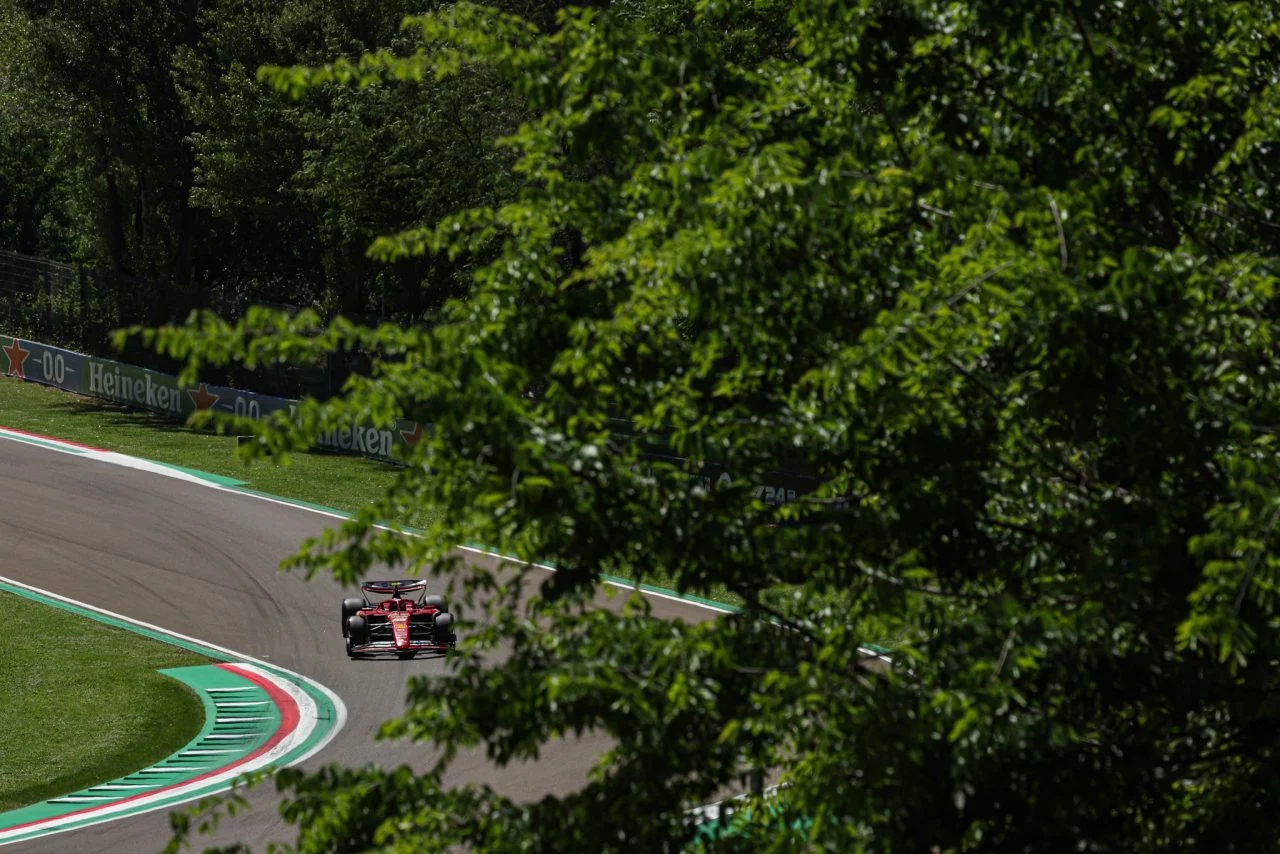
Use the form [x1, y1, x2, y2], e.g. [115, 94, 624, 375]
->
[0, 334, 422, 463]
[1, 333, 831, 505]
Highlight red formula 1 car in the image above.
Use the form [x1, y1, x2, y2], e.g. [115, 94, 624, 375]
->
[341, 580, 457, 659]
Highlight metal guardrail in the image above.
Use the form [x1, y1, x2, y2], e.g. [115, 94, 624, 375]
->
[0, 249, 367, 400]
[0, 250, 75, 297]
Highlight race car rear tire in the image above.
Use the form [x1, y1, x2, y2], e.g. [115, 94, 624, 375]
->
[341, 598, 364, 636]
[423, 594, 447, 611]
[346, 615, 369, 646]
[433, 612, 455, 646]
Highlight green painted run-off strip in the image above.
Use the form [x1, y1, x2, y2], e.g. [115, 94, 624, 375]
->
[0, 665, 275, 831]
[0, 578, 342, 846]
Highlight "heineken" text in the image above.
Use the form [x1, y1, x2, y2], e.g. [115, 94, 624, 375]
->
[88, 362, 183, 414]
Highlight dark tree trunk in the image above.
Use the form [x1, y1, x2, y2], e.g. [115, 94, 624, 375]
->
[15, 196, 39, 255]
[104, 172, 128, 275]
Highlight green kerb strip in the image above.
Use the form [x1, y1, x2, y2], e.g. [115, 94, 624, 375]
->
[0, 579, 342, 845]
[0, 666, 275, 832]
[231, 486, 351, 515]
[148, 460, 246, 487]
[0, 431, 89, 455]
[0, 578, 340, 744]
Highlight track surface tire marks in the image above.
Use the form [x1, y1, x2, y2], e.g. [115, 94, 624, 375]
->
[0, 440, 715, 852]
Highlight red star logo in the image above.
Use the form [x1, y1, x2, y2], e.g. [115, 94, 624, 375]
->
[400, 421, 423, 445]
[3, 338, 30, 379]
[187, 383, 221, 412]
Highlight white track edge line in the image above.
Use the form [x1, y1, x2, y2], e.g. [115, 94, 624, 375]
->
[0, 426, 734, 615]
[0, 427, 891, 661]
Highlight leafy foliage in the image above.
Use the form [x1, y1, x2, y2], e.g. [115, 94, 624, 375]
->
[172, 0, 526, 320]
[0, 0, 528, 334]
[81, 0, 1280, 850]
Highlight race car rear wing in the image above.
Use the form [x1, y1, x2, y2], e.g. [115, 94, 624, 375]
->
[360, 579, 428, 596]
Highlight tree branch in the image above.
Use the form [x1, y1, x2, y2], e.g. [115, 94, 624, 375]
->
[1048, 193, 1068, 271]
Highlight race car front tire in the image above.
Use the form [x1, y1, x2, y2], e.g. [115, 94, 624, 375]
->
[341, 598, 365, 636]
[346, 615, 369, 646]
[433, 612, 455, 646]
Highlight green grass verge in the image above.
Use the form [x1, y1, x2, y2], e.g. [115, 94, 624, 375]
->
[0, 591, 211, 811]
[0, 376, 406, 518]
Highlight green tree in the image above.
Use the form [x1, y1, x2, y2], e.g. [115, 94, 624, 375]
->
[175, 0, 528, 322]
[12, 0, 206, 288]
[4, 0, 524, 332]
[0, 0, 93, 258]
[146, 1, 1280, 851]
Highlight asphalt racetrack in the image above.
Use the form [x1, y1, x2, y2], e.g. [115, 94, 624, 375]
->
[0, 437, 719, 852]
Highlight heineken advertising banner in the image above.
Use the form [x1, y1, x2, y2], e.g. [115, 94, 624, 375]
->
[0, 334, 424, 463]
[2, 333, 832, 508]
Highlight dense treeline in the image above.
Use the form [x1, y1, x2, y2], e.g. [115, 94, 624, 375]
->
[10, 1, 1280, 852]
[0, 0, 788, 329]
[0, 0, 555, 325]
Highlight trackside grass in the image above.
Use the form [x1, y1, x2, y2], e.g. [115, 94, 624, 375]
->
[0, 376, 407, 520]
[0, 591, 210, 811]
